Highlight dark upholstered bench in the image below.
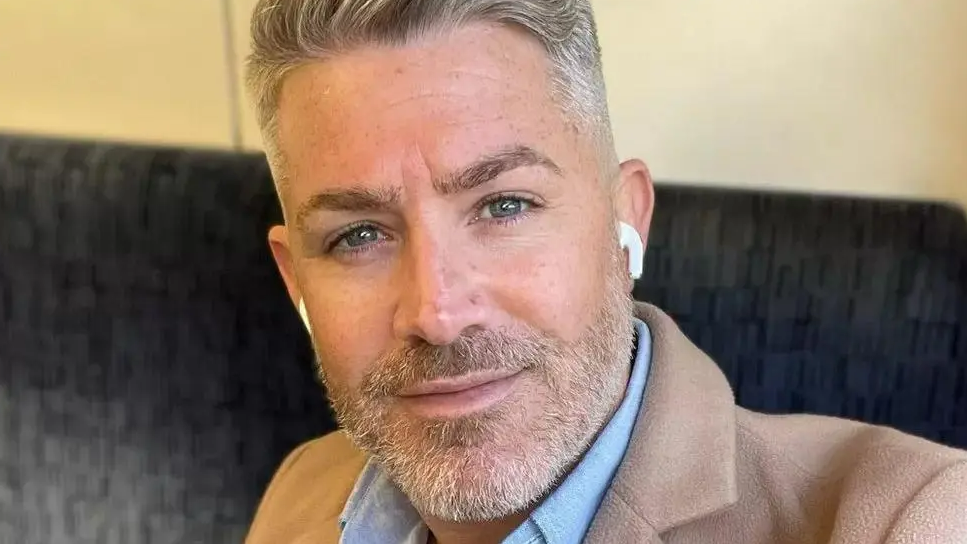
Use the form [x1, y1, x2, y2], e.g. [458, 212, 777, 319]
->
[2, 134, 965, 543]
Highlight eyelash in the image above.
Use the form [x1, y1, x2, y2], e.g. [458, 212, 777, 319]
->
[326, 221, 387, 255]
[475, 193, 542, 226]
[325, 193, 542, 257]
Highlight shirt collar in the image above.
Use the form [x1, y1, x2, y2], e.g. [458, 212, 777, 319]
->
[339, 461, 424, 541]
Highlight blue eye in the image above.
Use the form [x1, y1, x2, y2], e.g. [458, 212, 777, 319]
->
[481, 197, 531, 220]
[333, 224, 383, 250]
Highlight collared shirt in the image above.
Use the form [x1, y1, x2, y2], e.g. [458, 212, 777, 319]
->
[339, 318, 653, 544]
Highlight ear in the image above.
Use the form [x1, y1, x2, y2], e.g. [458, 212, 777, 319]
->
[268, 224, 303, 310]
[613, 159, 655, 253]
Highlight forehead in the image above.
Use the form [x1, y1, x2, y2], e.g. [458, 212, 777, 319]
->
[274, 23, 575, 195]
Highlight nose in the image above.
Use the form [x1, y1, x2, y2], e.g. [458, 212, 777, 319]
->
[392, 229, 486, 345]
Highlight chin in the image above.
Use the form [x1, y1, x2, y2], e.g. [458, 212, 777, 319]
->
[373, 412, 580, 522]
[397, 444, 557, 523]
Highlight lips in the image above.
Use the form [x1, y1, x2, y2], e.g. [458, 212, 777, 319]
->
[398, 369, 522, 397]
[394, 370, 523, 419]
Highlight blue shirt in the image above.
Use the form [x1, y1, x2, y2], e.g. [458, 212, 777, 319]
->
[339, 319, 653, 544]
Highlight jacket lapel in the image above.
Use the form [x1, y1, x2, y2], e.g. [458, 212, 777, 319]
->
[585, 303, 739, 542]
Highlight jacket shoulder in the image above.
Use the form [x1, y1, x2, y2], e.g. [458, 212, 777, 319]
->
[245, 430, 367, 544]
[734, 409, 967, 542]
[736, 409, 967, 478]
[884, 460, 967, 542]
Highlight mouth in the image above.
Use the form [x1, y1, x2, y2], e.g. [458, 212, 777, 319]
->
[395, 370, 523, 419]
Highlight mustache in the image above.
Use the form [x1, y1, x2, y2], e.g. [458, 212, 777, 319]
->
[360, 328, 555, 398]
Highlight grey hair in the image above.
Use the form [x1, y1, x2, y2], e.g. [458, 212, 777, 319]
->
[245, 0, 616, 183]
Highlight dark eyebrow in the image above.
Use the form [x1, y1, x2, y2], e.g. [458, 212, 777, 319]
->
[434, 145, 562, 196]
[295, 187, 401, 231]
[294, 145, 560, 231]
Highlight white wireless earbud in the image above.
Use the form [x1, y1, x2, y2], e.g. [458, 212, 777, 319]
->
[618, 221, 644, 280]
[297, 298, 312, 335]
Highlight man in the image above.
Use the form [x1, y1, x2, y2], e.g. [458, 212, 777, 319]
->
[242, 1, 967, 543]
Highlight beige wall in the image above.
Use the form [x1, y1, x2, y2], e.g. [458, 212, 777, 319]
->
[232, 0, 263, 153]
[1, 1, 963, 208]
[594, 0, 967, 208]
[0, 0, 234, 149]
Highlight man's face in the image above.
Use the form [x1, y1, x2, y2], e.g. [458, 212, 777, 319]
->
[271, 24, 636, 521]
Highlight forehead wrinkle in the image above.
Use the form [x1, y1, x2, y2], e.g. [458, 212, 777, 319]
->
[398, 142, 436, 196]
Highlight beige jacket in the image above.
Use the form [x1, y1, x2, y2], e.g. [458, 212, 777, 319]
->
[246, 303, 967, 544]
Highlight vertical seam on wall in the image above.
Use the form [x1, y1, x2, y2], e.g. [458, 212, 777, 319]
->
[220, 0, 244, 150]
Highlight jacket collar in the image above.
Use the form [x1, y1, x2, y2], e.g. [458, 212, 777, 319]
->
[586, 303, 738, 542]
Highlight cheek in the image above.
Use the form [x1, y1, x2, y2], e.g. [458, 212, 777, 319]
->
[487, 229, 612, 342]
[307, 278, 396, 390]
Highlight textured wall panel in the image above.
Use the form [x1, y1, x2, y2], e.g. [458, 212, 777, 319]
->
[0, 136, 332, 544]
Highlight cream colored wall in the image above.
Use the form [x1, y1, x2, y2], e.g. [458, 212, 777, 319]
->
[233, 0, 263, 153]
[0, 0, 234, 149]
[594, 0, 967, 208]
